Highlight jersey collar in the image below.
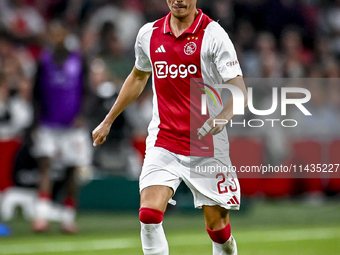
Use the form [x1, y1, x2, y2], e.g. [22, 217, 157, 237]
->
[163, 9, 204, 35]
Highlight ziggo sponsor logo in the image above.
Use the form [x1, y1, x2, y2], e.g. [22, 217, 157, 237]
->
[154, 61, 197, 79]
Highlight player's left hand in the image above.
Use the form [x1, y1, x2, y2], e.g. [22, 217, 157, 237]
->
[197, 118, 228, 140]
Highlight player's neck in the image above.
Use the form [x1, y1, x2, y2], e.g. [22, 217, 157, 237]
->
[170, 9, 199, 37]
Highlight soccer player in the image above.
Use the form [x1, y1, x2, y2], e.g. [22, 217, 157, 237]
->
[32, 20, 92, 233]
[92, 1, 247, 254]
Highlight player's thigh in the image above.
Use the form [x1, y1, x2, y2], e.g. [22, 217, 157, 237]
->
[203, 205, 230, 230]
[140, 185, 173, 212]
[139, 147, 182, 212]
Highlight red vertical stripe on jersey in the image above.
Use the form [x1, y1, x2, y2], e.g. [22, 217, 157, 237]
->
[149, 10, 214, 156]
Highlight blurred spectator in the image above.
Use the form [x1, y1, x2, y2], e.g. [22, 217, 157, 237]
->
[313, 37, 334, 68]
[264, 0, 306, 40]
[0, 73, 33, 192]
[235, 20, 256, 53]
[86, 58, 135, 176]
[0, 0, 45, 59]
[86, 0, 144, 53]
[141, 0, 169, 22]
[32, 0, 84, 28]
[125, 86, 153, 170]
[87, 58, 127, 139]
[0, 34, 14, 66]
[31, 20, 92, 234]
[289, 82, 339, 138]
[0, 0, 45, 38]
[243, 32, 282, 78]
[97, 22, 134, 81]
[233, 0, 268, 33]
[209, 0, 235, 32]
[328, 81, 340, 113]
[318, 0, 340, 58]
[281, 27, 313, 77]
[324, 58, 340, 78]
[0, 35, 36, 82]
[257, 33, 282, 78]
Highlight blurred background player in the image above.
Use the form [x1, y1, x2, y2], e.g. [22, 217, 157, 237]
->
[32, 20, 92, 233]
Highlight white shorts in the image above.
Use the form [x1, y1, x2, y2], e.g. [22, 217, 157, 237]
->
[140, 147, 240, 210]
[33, 126, 93, 167]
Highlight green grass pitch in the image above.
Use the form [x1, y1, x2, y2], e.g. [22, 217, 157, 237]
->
[1, 200, 339, 255]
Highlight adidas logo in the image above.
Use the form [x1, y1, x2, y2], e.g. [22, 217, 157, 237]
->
[226, 196, 240, 205]
[155, 45, 166, 53]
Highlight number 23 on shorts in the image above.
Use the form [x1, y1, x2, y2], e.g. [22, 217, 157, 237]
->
[216, 173, 238, 194]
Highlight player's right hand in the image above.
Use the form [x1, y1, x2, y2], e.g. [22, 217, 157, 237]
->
[92, 121, 112, 147]
[197, 118, 227, 140]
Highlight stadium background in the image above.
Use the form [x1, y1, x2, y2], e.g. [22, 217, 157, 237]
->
[0, 0, 339, 254]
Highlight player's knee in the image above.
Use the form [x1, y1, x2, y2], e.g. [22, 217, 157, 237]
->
[206, 223, 231, 244]
[139, 207, 164, 224]
[204, 205, 229, 230]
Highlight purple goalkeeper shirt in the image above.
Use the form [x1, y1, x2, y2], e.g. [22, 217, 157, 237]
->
[37, 50, 83, 128]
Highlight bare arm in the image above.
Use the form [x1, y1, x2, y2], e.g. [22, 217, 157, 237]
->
[92, 66, 151, 146]
[198, 76, 248, 140]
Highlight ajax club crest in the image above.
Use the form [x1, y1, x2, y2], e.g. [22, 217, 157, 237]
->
[184, 42, 197, 55]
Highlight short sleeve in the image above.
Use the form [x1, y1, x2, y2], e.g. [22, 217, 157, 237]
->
[134, 24, 152, 72]
[210, 23, 242, 82]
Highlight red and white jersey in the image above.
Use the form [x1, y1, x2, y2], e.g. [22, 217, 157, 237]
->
[135, 9, 242, 157]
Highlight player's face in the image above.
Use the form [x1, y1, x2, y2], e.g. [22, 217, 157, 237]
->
[167, 0, 198, 19]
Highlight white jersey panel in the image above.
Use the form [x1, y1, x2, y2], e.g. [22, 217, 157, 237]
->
[200, 21, 242, 158]
[145, 79, 161, 150]
[134, 22, 162, 150]
[134, 22, 155, 72]
[202, 21, 243, 82]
